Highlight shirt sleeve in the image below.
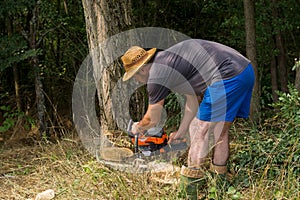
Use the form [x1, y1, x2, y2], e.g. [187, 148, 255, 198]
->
[147, 83, 170, 104]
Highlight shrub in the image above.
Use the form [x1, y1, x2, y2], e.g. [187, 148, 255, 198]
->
[231, 85, 299, 187]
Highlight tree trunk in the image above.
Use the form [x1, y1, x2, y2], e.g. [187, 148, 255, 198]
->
[12, 65, 22, 111]
[244, 0, 260, 122]
[33, 56, 47, 135]
[295, 53, 300, 93]
[82, 0, 133, 132]
[7, 17, 22, 111]
[275, 33, 288, 93]
[56, 0, 61, 69]
[272, 0, 288, 93]
[29, 0, 47, 135]
[270, 55, 279, 101]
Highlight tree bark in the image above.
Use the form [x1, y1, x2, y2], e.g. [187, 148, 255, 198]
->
[244, 0, 260, 121]
[275, 33, 288, 93]
[82, 0, 133, 132]
[270, 55, 279, 101]
[296, 67, 300, 92]
[295, 54, 300, 93]
[272, 0, 288, 93]
[12, 65, 21, 111]
[29, 0, 47, 135]
[7, 17, 22, 111]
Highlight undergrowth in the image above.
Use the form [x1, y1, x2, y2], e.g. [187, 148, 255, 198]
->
[0, 86, 299, 199]
[229, 85, 300, 200]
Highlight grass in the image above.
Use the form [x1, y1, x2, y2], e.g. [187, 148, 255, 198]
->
[0, 135, 180, 200]
[0, 122, 299, 200]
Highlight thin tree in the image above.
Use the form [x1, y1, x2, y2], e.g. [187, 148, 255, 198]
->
[271, 0, 288, 93]
[27, 1, 47, 135]
[244, 0, 260, 121]
[295, 55, 300, 92]
[6, 18, 22, 111]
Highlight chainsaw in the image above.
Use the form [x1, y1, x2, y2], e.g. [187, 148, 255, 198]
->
[127, 120, 187, 157]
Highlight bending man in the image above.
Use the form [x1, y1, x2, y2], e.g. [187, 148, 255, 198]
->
[121, 39, 255, 199]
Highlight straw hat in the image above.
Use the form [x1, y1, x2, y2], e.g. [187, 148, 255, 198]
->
[121, 46, 156, 81]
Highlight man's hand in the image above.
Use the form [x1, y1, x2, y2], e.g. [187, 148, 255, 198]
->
[168, 131, 186, 144]
[131, 100, 164, 135]
[131, 122, 143, 135]
[167, 95, 198, 144]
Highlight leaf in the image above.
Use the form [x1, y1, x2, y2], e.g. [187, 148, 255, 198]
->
[0, 34, 42, 72]
[232, 192, 241, 200]
[0, 105, 11, 111]
[292, 61, 300, 71]
[209, 186, 217, 193]
[227, 186, 237, 194]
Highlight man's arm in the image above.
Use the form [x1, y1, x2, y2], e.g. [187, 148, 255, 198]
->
[133, 99, 164, 133]
[169, 94, 199, 142]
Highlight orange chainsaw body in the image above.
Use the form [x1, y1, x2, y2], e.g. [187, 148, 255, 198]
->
[130, 132, 169, 146]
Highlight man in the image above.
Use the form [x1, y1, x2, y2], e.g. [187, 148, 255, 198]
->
[121, 39, 255, 199]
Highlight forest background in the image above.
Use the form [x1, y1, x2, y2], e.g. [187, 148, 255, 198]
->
[0, 0, 299, 199]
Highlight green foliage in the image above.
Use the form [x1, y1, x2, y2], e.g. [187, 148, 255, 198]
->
[0, 106, 16, 132]
[164, 93, 183, 131]
[0, 0, 35, 17]
[0, 105, 35, 132]
[226, 186, 242, 200]
[0, 0, 87, 134]
[232, 85, 300, 188]
[132, 0, 246, 48]
[208, 186, 242, 200]
[271, 85, 300, 133]
[0, 35, 41, 71]
[292, 58, 300, 71]
[255, 0, 300, 77]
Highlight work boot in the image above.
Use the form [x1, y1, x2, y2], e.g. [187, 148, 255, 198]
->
[179, 165, 206, 200]
[208, 163, 230, 194]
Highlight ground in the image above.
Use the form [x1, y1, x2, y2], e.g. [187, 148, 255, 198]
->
[1, 123, 299, 200]
[0, 131, 181, 200]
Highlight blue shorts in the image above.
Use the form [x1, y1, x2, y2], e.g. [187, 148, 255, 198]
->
[197, 64, 255, 122]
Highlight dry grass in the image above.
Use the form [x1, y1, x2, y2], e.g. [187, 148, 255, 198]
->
[0, 126, 299, 200]
[0, 134, 180, 200]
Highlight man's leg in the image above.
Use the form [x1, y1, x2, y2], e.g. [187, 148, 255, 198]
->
[213, 121, 231, 166]
[179, 117, 211, 199]
[209, 121, 232, 193]
[188, 117, 211, 167]
[188, 119, 232, 166]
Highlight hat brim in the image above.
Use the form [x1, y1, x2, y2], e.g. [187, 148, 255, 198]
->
[122, 48, 156, 81]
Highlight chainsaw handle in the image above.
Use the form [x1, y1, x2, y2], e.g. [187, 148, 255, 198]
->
[127, 119, 133, 133]
[134, 134, 139, 153]
[128, 120, 140, 154]
[127, 120, 140, 137]
[170, 138, 187, 144]
[168, 131, 187, 144]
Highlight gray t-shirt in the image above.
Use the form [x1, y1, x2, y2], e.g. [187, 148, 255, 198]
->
[147, 39, 250, 104]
